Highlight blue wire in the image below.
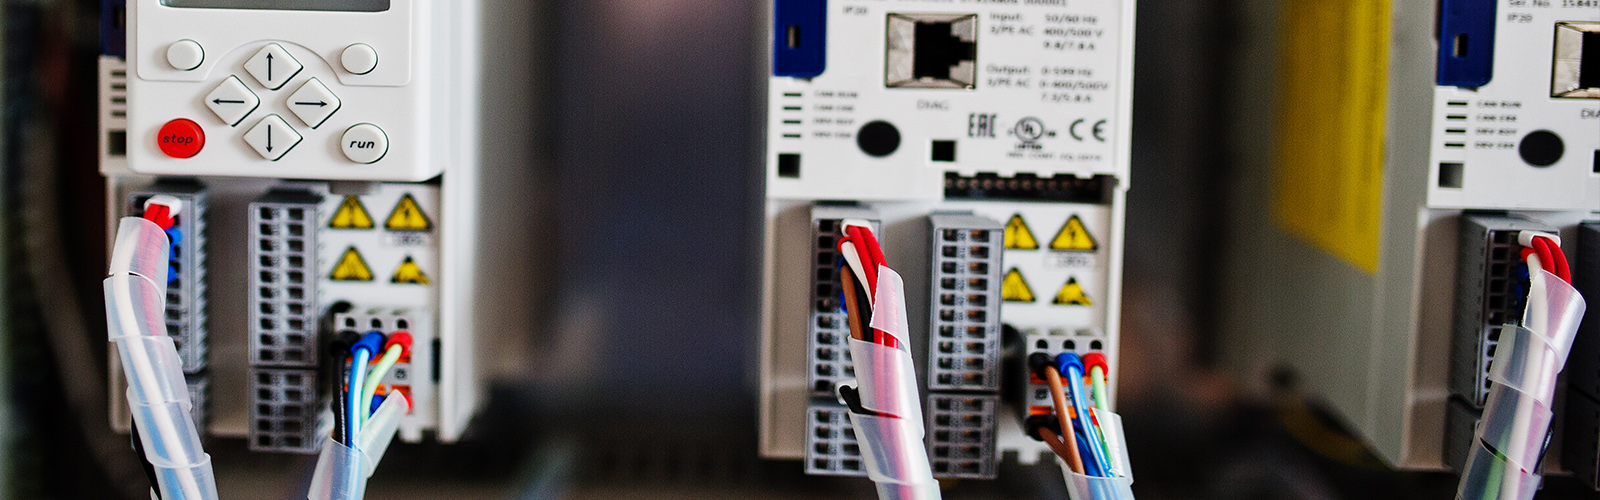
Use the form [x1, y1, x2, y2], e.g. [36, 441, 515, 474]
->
[1074, 429, 1104, 477]
[347, 348, 371, 446]
[1066, 365, 1110, 475]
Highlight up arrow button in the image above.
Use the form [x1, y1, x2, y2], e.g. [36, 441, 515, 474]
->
[244, 43, 302, 91]
[285, 78, 342, 129]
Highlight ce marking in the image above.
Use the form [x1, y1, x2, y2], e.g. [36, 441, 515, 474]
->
[1069, 119, 1109, 142]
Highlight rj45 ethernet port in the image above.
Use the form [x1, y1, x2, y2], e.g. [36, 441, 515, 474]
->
[886, 13, 978, 89]
[1552, 22, 1599, 99]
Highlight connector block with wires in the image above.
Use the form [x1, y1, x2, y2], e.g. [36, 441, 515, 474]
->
[1455, 227, 1584, 499]
[828, 220, 940, 500]
[1020, 352, 1133, 499]
[130, 184, 209, 374]
[808, 205, 881, 396]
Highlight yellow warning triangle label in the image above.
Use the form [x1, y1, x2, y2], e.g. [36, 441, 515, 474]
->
[330, 247, 374, 282]
[1001, 268, 1036, 303]
[329, 196, 375, 230]
[1005, 214, 1040, 250]
[385, 194, 432, 232]
[391, 256, 430, 285]
[1053, 277, 1093, 306]
[1050, 215, 1098, 252]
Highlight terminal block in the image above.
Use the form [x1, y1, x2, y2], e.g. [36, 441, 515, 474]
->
[129, 184, 209, 373]
[1449, 214, 1555, 406]
[248, 191, 322, 367]
[1018, 333, 1108, 424]
[1444, 397, 1480, 474]
[247, 368, 319, 453]
[1563, 222, 1600, 488]
[1564, 388, 1600, 489]
[804, 402, 865, 477]
[187, 375, 209, 435]
[925, 394, 998, 479]
[926, 213, 1003, 391]
[333, 307, 435, 440]
[1567, 223, 1600, 403]
[807, 205, 880, 396]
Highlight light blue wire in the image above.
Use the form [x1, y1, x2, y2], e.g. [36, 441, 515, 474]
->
[1066, 365, 1111, 474]
[347, 348, 371, 446]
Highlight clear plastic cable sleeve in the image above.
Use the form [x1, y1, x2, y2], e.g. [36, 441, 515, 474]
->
[1457, 269, 1584, 500]
[105, 217, 217, 500]
[1061, 410, 1134, 500]
[834, 266, 939, 500]
[307, 439, 371, 500]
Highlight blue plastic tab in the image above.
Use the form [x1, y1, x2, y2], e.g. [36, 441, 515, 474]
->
[101, 0, 127, 57]
[773, 0, 826, 78]
[1437, 0, 1496, 87]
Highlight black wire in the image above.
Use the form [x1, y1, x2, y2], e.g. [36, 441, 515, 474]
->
[129, 420, 163, 499]
[331, 363, 346, 445]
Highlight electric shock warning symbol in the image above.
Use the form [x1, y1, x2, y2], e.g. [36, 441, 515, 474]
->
[1005, 215, 1040, 250]
[329, 196, 375, 229]
[1001, 268, 1036, 303]
[391, 256, 430, 285]
[330, 247, 374, 282]
[1050, 215, 1098, 252]
[1053, 277, 1092, 306]
[385, 194, 431, 232]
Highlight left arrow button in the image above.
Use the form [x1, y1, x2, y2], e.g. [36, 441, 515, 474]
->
[203, 76, 260, 127]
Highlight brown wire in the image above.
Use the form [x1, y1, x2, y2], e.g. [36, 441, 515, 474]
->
[1037, 426, 1080, 467]
[840, 267, 868, 341]
[1047, 366, 1087, 474]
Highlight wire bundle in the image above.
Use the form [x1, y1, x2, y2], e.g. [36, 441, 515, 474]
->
[107, 197, 219, 500]
[1027, 352, 1126, 481]
[328, 331, 412, 447]
[838, 221, 900, 349]
[832, 221, 940, 500]
[1458, 231, 1586, 500]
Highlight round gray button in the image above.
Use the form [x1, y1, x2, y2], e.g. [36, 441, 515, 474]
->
[166, 39, 205, 71]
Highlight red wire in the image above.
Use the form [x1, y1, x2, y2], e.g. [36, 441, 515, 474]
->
[840, 224, 902, 349]
[142, 204, 175, 230]
[1536, 237, 1571, 283]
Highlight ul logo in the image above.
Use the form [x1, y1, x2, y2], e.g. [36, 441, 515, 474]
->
[1012, 117, 1051, 143]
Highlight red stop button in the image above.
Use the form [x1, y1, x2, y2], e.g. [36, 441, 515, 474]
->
[157, 119, 205, 158]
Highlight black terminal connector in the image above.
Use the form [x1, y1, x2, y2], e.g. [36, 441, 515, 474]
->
[328, 331, 361, 360]
[1023, 414, 1061, 442]
[1027, 352, 1055, 380]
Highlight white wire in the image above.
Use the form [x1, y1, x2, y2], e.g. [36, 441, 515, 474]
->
[838, 244, 872, 306]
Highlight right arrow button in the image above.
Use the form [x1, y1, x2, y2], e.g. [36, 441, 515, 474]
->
[285, 78, 341, 129]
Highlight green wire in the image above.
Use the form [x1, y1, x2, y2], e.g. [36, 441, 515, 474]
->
[1090, 366, 1109, 410]
[360, 345, 404, 427]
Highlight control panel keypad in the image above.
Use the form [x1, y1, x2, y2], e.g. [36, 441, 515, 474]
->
[161, 41, 388, 164]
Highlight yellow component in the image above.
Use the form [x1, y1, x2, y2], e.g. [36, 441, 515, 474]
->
[391, 256, 431, 285]
[1001, 268, 1036, 303]
[329, 196, 374, 230]
[1004, 214, 1040, 250]
[1053, 277, 1092, 306]
[330, 247, 374, 282]
[385, 194, 432, 232]
[1049, 215, 1098, 252]
[1272, 0, 1391, 274]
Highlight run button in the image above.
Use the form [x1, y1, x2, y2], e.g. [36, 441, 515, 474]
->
[340, 124, 388, 164]
[157, 119, 205, 158]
